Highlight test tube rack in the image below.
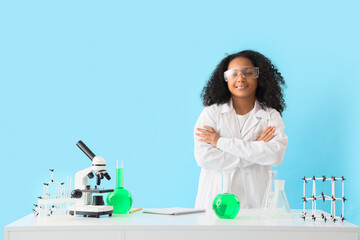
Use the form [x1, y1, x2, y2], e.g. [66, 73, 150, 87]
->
[302, 176, 346, 223]
[33, 169, 75, 218]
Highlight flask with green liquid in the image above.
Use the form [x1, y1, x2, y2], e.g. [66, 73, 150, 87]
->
[212, 171, 240, 219]
[106, 160, 133, 214]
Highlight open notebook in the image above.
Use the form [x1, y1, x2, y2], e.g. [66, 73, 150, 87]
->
[143, 207, 206, 215]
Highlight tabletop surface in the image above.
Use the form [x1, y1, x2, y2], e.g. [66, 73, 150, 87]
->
[5, 209, 360, 232]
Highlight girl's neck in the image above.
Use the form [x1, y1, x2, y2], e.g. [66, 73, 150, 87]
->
[232, 96, 256, 115]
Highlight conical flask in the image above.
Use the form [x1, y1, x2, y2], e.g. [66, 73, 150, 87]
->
[106, 161, 133, 214]
[212, 171, 240, 219]
[261, 170, 278, 213]
[269, 180, 291, 218]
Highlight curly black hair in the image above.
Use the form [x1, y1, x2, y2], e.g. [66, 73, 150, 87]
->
[201, 50, 286, 114]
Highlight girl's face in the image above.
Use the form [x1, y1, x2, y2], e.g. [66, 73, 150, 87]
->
[226, 57, 258, 100]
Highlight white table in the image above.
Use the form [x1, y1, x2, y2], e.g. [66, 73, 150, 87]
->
[4, 209, 360, 240]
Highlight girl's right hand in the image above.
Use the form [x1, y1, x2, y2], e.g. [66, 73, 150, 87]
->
[257, 126, 276, 142]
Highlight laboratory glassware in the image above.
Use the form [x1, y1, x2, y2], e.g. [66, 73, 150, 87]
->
[269, 180, 291, 217]
[212, 171, 240, 219]
[34, 169, 74, 218]
[106, 161, 133, 214]
[261, 170, 278, 213]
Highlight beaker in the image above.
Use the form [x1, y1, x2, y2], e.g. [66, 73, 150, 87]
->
[106, 161, 133, 214]
[269, 180, 291, 218]
[212, 171, 240, 219]
[261, 170, 278, 213]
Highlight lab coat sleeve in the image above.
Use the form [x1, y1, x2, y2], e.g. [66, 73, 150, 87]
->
[216, 109, 288, 167]
[194, 107, 243, 171]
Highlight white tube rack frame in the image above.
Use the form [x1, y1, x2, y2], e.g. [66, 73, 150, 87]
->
[302, 176, 346, 223]
[33, 169, 75, 218]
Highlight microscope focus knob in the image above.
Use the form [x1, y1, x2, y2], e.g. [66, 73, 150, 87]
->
[71, 189, 83, 198]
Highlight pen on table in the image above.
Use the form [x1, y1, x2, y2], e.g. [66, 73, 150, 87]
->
[129, 208, 143, 214]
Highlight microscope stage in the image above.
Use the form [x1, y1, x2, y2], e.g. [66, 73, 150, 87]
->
[82, 189, 114, 193]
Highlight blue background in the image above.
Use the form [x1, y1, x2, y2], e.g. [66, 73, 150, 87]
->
[1, 0, 359, 238]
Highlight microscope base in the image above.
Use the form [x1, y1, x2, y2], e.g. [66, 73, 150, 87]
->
[69, 205, 113, 218]
[69, 210, 113, 218]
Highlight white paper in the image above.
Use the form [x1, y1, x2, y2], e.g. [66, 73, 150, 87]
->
[143, 207, 205, 215]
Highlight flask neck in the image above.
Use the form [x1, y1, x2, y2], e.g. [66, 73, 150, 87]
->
[222, 172, 232, 193]
[268, 170, 278, 181]
[116, 168, 124, 188]
[274, 180, 285, 191]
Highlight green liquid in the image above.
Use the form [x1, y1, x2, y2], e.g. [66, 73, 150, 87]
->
[106, 188, 132, 214]
[106, 168, 133, 214]
[213, 193, 240, 219]
[116, 168, 123, 188]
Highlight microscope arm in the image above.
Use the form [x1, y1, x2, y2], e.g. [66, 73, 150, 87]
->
[74, 166, 96, 189]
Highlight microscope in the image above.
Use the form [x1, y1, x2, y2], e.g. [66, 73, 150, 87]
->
[69, 140, 114, 217]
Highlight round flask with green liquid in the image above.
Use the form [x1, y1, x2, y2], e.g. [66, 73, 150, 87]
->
[106, 162, 133, 214]
[212, 171, 240, 219]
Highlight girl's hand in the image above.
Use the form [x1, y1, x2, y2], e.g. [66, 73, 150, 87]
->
[196, 126, 220, 147]
[257, 126, 276, 142]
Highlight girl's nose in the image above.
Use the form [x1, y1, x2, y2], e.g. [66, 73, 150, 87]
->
[236, 74, 246, 82]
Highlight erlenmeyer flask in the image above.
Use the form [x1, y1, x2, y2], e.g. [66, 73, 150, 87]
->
[261, 170, 278, 213]
[269, 180, 291, 218]
[212, 171, 240, 219]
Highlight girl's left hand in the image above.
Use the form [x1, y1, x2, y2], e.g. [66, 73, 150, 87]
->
[196, 126, 220, 147]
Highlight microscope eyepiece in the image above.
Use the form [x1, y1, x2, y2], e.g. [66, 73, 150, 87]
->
[76, 140, 96, 161]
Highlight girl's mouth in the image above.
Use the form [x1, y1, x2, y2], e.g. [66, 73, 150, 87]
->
[235, 85, 247, 89]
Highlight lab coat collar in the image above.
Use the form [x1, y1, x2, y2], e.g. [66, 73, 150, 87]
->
[219, 98, 269, 139]
[219, 98, 268, 120]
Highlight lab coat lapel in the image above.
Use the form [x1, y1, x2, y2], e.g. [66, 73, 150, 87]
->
[219, 99, 265, 140]
[241, 110, 258, 139]
[229, 110, 242, 139]
[220, 100, 242, 139]
[221, 110, 241, 139]
[241, 100, 262, 139]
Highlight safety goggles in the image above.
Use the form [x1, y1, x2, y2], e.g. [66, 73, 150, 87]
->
[224, 66, 259, 82]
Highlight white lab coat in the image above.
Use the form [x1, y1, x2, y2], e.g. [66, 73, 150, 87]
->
[194, 99, 288, 211]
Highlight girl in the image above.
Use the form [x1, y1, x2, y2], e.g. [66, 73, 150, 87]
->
[194, 50, 287, 210]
